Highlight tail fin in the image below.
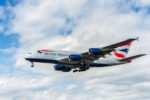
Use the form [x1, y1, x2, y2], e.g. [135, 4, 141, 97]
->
[113, 41, 132, 59]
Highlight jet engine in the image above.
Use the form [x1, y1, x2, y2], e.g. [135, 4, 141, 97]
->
[69, 54, 81, 61]
[89, 48, 103, 55]
[54, 64, 71, 72]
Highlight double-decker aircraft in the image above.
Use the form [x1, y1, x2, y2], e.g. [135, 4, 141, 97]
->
[25, 38, 146, 73]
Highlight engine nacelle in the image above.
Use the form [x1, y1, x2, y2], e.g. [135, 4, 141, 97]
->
[61, 67, 71, 72]
[89, 48, 103, 55]
[54, 64, 65, 71]
[69, 54, 81, 61]
[54, 64, 71, 72]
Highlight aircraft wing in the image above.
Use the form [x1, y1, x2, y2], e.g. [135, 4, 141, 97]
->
[102, 38, 136, 50]
[59, 38, 138, 65]
[80, 38, 137, 61]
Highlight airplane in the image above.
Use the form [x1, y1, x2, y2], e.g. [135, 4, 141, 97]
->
[25, 38, 146, 73]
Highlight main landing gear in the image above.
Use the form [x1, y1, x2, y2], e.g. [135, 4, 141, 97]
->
[73, 69, 78, 73]
[73, 69, 85, 73]
[72, 65, 89, 73]
[73, 69, 86, 73]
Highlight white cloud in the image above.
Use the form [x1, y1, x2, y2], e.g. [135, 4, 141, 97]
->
[135, 0, 150, 7]
[1, 0, 150, 100]
[66, 84, 77, 90]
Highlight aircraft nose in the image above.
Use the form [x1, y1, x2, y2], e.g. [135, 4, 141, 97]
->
[24, 52, 32, 60]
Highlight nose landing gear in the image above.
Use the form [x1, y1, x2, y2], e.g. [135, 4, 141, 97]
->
[31, 62, 34, 68]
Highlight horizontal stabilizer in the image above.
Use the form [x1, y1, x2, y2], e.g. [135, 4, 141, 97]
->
[119, 54, 146, 62]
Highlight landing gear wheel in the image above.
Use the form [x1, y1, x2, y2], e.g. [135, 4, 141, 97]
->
[31, 62, 34, 68]
[73, 69, 78, 73]
[79, 70, 82, 72]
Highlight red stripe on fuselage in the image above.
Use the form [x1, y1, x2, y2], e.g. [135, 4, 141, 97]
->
[38, 50, 54, 53]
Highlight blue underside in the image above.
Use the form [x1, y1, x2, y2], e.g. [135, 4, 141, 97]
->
[25, 58, 110, 67]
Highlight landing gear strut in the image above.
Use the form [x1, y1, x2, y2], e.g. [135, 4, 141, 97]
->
[80, 63, 87, 71]
[72, 65, 89, 73]
[31, 62, 34, 68]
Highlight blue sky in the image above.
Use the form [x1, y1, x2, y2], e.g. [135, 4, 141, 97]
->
[0, 0, 150, 100]
[0, 0, 21, 76]
[0, 0, 20, 6]
[0, 0, 20, 48]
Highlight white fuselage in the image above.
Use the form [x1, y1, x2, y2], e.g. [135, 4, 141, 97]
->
[25, 50, 122, 67]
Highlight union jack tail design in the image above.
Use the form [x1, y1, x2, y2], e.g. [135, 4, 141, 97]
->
[113, 42, 132, 59]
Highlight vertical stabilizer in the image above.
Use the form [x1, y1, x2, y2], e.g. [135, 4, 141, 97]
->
[113, 41, 132, 59]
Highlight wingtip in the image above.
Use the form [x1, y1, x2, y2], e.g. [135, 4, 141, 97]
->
[141, 54, 147, 56]
[128, 37, 139, 42]
[135, 37, 139, 41]
[138, 54, 147, 57]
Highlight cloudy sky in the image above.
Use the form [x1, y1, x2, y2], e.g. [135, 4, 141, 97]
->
[0, 0, 150, 100]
